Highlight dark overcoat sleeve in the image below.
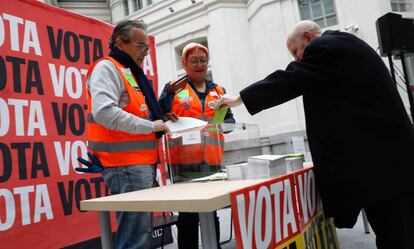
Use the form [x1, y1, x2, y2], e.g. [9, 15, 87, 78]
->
[240, 40, 334, 115]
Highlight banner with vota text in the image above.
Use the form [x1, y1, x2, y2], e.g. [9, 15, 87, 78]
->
[230, 167, 340, 249]
[0, 0, 163, 248]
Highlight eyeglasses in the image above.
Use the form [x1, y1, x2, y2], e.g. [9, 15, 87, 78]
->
[130, 42, 151, 54]
[188, 59, 208, 66]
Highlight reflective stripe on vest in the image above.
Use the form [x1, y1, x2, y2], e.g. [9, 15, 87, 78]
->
[87, 113, 151, 124]
[86, 57, 158, 167]
[88, 140, 157, 152]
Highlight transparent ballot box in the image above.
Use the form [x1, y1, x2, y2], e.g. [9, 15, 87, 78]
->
[165, 124, 224, 183]
[164, 123, 261, 183]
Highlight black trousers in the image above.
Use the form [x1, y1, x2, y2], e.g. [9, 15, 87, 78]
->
[177, 212, 221, 249]
[364, 192, 414, 249]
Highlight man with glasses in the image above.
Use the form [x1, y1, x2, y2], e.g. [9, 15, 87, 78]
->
[84, 20, 170, 249]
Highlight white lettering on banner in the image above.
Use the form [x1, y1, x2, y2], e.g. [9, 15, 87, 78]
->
[0, 14, 4, 47]
[2, 13, 23, 52]
[13, 185, 35, 225]
[7, 98, 27, 136]
[297, 173, 309, 224]
[143, 55, 154, 76]
[5, 98, 47, 136]
[270, 181, 283, 243]
[0, 189, 15, 231]
[33, 184, 54, 223]
[307, 170, 316, 216]
[297, 170, 317, 224]
[270, 180, 298, 244]
[27, 100, 46, 136]
[54, 141, 88, 176]
[48, 64, 87, 99]
[282, 179, 297, 239]
[236, 191, 255, 249]
[254, 186, 272, 248]
[22, 20, 42, 55]
[0, 185, 54, 231]
[236, 179, 298, 248]
[0, 98, 10, 136]
[1, 13, 41, 55]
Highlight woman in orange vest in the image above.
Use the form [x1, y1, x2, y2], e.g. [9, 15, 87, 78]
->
[159, 43, 235, 249]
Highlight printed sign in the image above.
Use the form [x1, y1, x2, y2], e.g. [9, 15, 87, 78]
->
[0, 0, 164, 248]
[230, 167, 339, 249]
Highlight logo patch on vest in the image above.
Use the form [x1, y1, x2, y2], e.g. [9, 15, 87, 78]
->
[208, 100, 218, 110]
[209, 91, 219, 97]
[179, 97, 193, 103]
[122, 68, 139, 88]
[140, 104, 147, 112]
[177, 89, 189, 98]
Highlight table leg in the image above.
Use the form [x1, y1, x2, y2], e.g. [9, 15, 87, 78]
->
[199, 212, 218, 249]
[100, 211, 114, 249]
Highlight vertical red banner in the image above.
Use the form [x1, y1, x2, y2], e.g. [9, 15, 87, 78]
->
[0, 0, 161, 247]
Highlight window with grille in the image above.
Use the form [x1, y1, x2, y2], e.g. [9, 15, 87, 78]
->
[57, 0, 106, 2]
[132, 0, 143, 11]
[298, 0, 338, 28]
[391, 0, 413, 12]
[122, 0, 156, 16]
[123, 0, 129, 16]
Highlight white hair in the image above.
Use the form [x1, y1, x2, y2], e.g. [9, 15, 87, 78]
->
[288, 20, 321, 42]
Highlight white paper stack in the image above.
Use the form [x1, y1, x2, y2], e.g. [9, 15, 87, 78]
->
[246, 155, 287, 179]
[225, 163, 247, 180]
[286, 157, 304, 172]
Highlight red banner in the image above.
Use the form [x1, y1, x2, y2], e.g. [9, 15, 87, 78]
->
[230, 167, 339, 249]
[0, 0, 161, 247]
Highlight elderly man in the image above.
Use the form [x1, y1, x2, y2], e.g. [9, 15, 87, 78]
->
[217, 20, 414, 249]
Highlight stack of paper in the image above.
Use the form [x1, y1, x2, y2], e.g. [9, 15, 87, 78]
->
[225, 163, 247, 180]
[286, 157, 304, 172]
[246, 155, 287, 179]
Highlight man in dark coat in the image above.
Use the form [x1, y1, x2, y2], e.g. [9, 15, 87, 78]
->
[216, 20, 414, 249]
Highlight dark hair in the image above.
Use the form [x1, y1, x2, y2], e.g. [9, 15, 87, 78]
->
[109, 20, 148, 49]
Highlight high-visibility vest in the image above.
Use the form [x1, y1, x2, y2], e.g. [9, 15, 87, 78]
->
[167, 82, 225, 165]
[86, 57, 158, 167]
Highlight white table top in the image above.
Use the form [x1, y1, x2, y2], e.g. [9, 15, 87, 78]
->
[80, 179, 266, 213]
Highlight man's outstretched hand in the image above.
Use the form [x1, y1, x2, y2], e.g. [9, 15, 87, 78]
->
[215, 95, 243, 110]
[76, 152, 105, 173]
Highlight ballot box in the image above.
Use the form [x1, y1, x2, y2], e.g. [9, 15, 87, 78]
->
[164, 123, 262, 183]
[164, 124, 225, 183]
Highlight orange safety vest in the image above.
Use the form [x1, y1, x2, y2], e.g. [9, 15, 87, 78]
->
[167, 82, 225, 165]
[86, 57, 158, 167]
